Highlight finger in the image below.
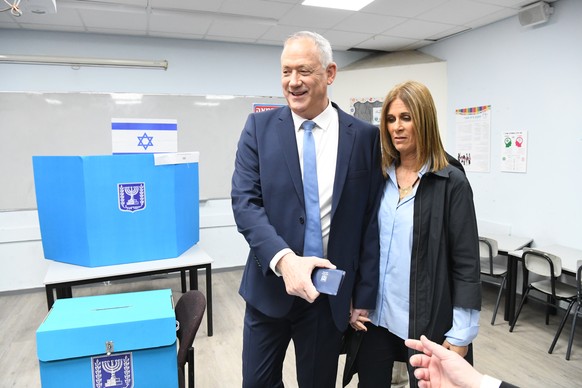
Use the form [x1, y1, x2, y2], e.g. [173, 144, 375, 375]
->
[413, 367, 429, 381]
[409, 354, 430, 369]
[349, 315, 370, 325]
[405, 338, 424, 353]
[421, 335, 450, 359]
[312, 258, 337, 269]
[303, 285, 320, 303]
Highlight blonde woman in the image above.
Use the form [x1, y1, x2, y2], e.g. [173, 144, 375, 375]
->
[349, 81, 481, 388]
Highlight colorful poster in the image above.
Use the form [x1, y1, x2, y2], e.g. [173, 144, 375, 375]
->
[111, 118, 177, 154]
[500, 131, 528, 172]
[349, 97, 384, 126]
[455, 105, 491, 172]
[253, 103, 285, 113]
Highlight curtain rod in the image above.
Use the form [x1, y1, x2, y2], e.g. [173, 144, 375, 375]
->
[0, 54, 168, 70]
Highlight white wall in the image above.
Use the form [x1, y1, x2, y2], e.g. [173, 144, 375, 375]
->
[0, 29, 369, 292]
[420, 0, 582, 249]
[333, 51, 448, 141]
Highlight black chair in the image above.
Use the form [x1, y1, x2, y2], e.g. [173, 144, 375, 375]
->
[175, 290, 207, 388]
[550, 262, 582, 360]
[509, 249, 576, 354]
[479, 237, 508, 325]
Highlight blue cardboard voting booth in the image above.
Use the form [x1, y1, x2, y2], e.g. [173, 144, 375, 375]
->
[37, 289, 178, 388]
[32, 152, 199, 267]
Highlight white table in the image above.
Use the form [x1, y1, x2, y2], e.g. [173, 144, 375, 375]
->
[44, 244, 214, 336]
[480, 233, 534, 322]
[481, 233, 534, 255]
[533, 244, 582, 274]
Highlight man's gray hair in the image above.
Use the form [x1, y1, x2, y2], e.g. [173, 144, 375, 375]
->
[284, 31, 334, 68]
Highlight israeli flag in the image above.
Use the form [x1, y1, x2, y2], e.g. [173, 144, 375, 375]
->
[112, 118, 178, 154]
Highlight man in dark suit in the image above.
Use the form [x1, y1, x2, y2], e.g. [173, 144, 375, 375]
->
[231, 31, 384, 387]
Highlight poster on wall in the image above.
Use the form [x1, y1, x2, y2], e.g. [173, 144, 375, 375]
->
[455, 105, 491, 172]
[253, 103, 285, 113]
[500, 130, 528, 173]
[349, 97, 384, 126]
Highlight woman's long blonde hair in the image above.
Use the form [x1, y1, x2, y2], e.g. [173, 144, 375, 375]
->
[379, 80, 448, 177]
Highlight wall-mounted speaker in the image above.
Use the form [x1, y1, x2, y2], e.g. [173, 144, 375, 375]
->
[518, 1, 553, 27]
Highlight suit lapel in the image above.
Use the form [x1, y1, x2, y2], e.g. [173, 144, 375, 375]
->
[277, 107, 305, 207]
[331, 108, 356, 219]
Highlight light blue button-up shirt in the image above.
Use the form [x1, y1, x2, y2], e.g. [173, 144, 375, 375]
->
[370, 163, 479, 346]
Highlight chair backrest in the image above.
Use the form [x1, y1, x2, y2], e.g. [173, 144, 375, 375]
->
[479, 237, 498, 258]
[175, 290, 207, 367]
[479, 237, 498, 275]
[523, 248, 563, 277]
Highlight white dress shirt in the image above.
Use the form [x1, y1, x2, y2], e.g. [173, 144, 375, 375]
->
[270, 101, 339, 273]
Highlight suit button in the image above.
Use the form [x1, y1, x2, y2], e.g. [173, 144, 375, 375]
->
[299, 217, 305, 224]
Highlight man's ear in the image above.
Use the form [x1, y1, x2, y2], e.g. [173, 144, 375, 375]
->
[326, 63, 337, 85]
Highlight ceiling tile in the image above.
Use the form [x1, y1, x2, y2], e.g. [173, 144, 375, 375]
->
[355, 34, 420, 52]
[385, 19, 460, 40]
[149, 12, 212, 35]
[257, 25, 307, 44]
[277, 5, 352, 29]
[79, 9, 146, 31]
[149, 0, 224, 12]
[0, 7, 85, 28]
[219, 0, 294, 18]
[361, 0, 449, 18]
[323, 29, 372, 49]
[206, 19, 272, 40]
[417, 0, 505, 25]
[464, 8, 517, 29]
[331, 12, 406, 34]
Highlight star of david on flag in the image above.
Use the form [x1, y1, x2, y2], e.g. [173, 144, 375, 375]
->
[112, 119, 177, 154]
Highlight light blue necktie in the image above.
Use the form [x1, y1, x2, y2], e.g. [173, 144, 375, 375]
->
[302, 120, 323, 258]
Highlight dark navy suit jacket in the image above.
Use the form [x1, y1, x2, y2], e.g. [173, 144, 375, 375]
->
[231, 103, 384, 331]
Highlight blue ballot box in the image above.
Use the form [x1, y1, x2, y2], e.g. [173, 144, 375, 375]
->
[32, 152, 199, 267]
[36, 289, 178, 388]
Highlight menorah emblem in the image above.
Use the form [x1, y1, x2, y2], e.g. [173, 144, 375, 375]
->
[92, 352, 134, 388]
[118, 183, 146, 213]
[103, 359, 122, 387]
[124, 186, 139, 206]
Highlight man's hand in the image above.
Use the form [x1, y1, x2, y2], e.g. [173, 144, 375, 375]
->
[349, 307, 370, 331]
[276, 252, 335, 303]
[406, 335, 482, 388]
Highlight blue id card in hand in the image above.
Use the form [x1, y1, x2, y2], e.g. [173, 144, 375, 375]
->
[312, 268, 346, 296]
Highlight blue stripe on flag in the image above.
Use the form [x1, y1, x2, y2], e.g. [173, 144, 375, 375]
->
[112, 122, 177, 131]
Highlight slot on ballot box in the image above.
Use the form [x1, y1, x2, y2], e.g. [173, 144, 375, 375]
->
[32, 152, 199, 267]
[36, 289, 178, 388]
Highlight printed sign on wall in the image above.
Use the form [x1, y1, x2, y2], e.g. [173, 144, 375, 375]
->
[500, 130, 528, 173]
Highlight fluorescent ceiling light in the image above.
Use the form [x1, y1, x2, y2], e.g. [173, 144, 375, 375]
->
[302, 0, 374, 11]
[111, 93, 143, 105]
[206, 95, 236, 100]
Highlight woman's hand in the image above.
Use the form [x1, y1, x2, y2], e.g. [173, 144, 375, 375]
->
[442, 340, 468, 358]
